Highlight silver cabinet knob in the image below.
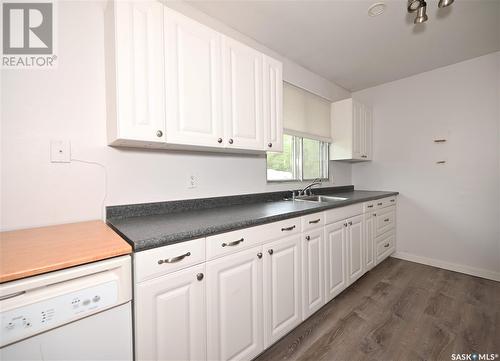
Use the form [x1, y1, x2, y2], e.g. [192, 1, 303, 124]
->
[344, 223, 348, 227]
[196, 273, 204, 281]
[348, 221, 353, 226]
[257, 252, 263, 259]
[228, 138, 234, 144]
[305, 236, 311, 241]
[268, 143, 272, 148]
[156, 130, 163, 138]
[217, 138, 223, 144]
[268, 249, 274, 255]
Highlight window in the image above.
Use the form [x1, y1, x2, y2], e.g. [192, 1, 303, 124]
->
[267, 134, 329, 182]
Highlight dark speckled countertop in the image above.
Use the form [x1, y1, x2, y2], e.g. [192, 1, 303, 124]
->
[107, 186, 398, 252]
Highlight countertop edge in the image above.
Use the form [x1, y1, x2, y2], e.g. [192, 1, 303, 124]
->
[110, 191, 399, 252]
[0, 249, 131, 284]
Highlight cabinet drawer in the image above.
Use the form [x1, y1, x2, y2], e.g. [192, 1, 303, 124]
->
[134, 238, 206, 283]
[206, 224, 266, 260]
[363, 201, 377, 212]
[374, 196, 397, 209]
[301, 212, 325, 231]
[375, 231, 395, 263]
[263, 217, 301, 243]
[324, 203, 363, 225]
[375, 206, 396, 236]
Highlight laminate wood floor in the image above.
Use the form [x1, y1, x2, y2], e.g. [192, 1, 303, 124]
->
[255, 258, 500, 361]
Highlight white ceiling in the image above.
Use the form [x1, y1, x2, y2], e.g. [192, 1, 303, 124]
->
[187, 0, 500, 91]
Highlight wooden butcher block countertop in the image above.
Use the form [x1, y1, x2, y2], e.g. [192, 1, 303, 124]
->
[0, 220, 132, 283]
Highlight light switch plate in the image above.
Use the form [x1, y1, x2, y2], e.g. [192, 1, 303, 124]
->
[50, 140, 71, 163]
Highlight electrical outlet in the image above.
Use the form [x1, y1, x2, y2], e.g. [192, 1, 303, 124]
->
[50, 140, 71, 163]
[187, 174, 197, 189]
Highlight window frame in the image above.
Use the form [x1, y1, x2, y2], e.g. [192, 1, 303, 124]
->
[266, 134, 330, 183]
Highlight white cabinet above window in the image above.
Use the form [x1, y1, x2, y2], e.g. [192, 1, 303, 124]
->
[330, 98, 373, 161]
[106, 2, 283, 153]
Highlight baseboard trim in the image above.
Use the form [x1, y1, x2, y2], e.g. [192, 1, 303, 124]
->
[391, 251, 500, 282]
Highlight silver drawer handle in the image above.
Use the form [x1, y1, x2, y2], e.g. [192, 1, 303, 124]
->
[158, 252, 191, 264]
[367, 205, 374, 208]
[309, 218, 321, 224]
[377, 202, 383, 206]
[384, 243, 390, 248]
[281, 225, 296, 231]
[384, 218, 390, 222]
[390, 199, 395, 202]
[222, 238, 244, 247]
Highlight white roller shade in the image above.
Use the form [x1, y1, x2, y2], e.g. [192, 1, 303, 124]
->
[283, 82, 332, 142]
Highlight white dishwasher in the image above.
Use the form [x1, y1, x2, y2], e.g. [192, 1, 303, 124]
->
[0, 255, 133, 361]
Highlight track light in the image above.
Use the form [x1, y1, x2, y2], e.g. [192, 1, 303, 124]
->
[438, 0, 454, 8]
[408, 0, 452, 25]
[414, 2, 428, 24]
[407, 0, 423, 13]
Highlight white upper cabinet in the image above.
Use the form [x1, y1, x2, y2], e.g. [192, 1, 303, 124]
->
[222, 37, 265, 151]
[107, 0, 166, 144]
[107, 3, 283, 153]
[164, 8, 223, 148]
[263, 56, 283, 152]
[330, 98, 373, 161]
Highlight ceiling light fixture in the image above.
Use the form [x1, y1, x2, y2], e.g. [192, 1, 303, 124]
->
[407, 0, 423, 13]
[438, 0, 454, 8]
[414, 1, 428, 24]
[408, 0, 454, 25]
[368, 2, 387, 17]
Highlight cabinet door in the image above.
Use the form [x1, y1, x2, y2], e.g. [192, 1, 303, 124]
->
[347, 214, 364, 285]
[114, 1, 165, 142]
[263, 55, 283, 152]
[364, 213, 375, 271]
[301, 228, 325, 320]
[324, 220, 347, 302]
[222, 37, 265, 151]
[352, 100, 363, 159]
[363, 105, 373, 160]
[207, 246, 263, 361]
[164, 9, 224, 148]
[263, 234, 301, 347]
[135, 264, 206, 361]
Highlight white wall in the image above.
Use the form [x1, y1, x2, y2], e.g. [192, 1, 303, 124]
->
[0, 1, 351, 231]
[352, 52, 500, 279]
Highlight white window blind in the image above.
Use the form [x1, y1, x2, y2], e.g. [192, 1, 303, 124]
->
[283, 82, 332, 142]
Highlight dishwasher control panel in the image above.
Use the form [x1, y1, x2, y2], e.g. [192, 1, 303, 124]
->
[1, 281, 118, 347]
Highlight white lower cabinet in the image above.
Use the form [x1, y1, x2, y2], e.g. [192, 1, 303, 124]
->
[346, 215, 364, 285]
[324, 220, 347, 302]
[301, 228, 325, 320]
[364, 212, 375, 271]
[134, 196, 397, 361]
[206, 246, 264, 361]
[135, 263, 206, 361]
[263, 234, 301, 347]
